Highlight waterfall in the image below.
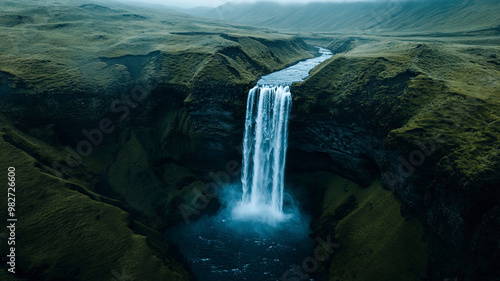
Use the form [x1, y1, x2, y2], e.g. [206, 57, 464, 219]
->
[232, 47, 332, 223]
[240, 85, 291, 216]
[169, 48, 331, 281]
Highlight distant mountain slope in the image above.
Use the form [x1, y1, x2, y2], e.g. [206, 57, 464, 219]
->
[192, 0, 500, 34]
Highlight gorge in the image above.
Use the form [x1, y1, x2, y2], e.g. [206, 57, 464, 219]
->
[168, 48, 334, 281]
[0, 0, 498, 281]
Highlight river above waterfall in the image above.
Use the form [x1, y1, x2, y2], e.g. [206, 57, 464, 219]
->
[167, 47, 333, 281]
[258, 47, 333, 86]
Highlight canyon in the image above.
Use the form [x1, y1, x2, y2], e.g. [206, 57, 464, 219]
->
[0, 0, 499, 280]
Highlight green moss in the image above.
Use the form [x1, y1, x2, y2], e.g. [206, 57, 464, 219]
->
[107, 129, 168, 219]
[0, 0, 314, 99]
[290, 172, 428, 281]
[293, 53, 427, 136]
[0, 118, 191, 280]
[331, 180, 427, 281]
[293, 40, 500, 186]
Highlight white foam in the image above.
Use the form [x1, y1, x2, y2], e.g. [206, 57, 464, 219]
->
[231, 202, 293, 226]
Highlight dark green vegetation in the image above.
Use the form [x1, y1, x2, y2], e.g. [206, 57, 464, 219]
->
[0, 0, 314, 280]
[0, 116, 192, 280]
[0, 0, 313, 123]
[0, 0, 499, 280]
[289, 38, 500, 280]
[288, 172, 428, 281]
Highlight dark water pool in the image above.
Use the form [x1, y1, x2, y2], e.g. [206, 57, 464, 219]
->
[167, 47, 334, 281]
[167, 191, 315, 281]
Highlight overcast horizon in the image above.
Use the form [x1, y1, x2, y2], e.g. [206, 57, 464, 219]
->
[114, 0, 383, 9]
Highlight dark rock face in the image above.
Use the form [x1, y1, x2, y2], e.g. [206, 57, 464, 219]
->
[184, 82, 248, 170]
[179, 43, 499, 280]
[288, 45, 500, 280]
[0, 7, 316, 276]
[288, 118, 383, 186]
[288, 56, 420, 188]
[471, 206, 500, 280]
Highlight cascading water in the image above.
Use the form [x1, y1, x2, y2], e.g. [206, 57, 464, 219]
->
[235, 47, 333, 222]
[236, 85, 292, 221]
[167, 47, 333, 281]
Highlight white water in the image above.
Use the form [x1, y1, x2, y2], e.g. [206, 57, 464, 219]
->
[234, 47, 333, 223]
[235, 85, 292, 222]
[167, 47, 334, 281]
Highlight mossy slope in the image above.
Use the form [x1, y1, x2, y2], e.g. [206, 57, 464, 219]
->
[291, 39, 499, 279]
[293, 39, 500, 189]
[290, 172, 428, 281]
[0, 1, 319, 279]
[0, 116, 191, 280]
[0, 0, 314, 126]
[195, 0, 500, 35]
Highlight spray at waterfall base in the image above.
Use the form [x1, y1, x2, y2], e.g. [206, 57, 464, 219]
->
[179, 47, 333, 227]
[188, 85, 310, 230]
[231, 85, 293, 225]
[169, 49, 338, 280]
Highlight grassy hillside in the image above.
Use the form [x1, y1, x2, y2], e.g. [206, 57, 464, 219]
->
[0, 116, 192, 280]
[294, 38, 500, 186]
[0, 0, 315, 280]
[192, 0, 500, 35]
[1, 0, 498, 280]
[294, 173, 428, 281]
[0, 0, 313, 98]
[291, 38, 500, 280]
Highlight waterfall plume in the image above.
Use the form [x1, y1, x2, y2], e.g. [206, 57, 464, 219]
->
[233, 85, 292, 223]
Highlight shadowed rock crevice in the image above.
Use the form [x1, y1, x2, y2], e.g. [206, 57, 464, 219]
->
[0, 0, 499, 279]
[99, 51, 161, 82]
[289, 40, 500, 280]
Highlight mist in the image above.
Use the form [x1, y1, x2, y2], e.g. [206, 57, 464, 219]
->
[114, 0, 384, 9]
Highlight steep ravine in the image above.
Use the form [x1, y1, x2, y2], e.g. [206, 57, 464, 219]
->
[0, 25, 316, 279]
[289, 41, 500, 280]
[178, 39, 500, 281]
[0, 12, 498, 278]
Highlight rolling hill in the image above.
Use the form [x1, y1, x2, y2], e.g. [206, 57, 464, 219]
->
[0, 0, 315, 280]
[187, 0, 500, 35]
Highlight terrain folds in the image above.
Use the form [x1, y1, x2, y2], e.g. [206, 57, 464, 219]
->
[290, 37, 500, 280]
[0, 0, 315, 279]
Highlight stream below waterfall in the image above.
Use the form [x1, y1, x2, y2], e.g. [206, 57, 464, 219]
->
[167, 47, 333, 281]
